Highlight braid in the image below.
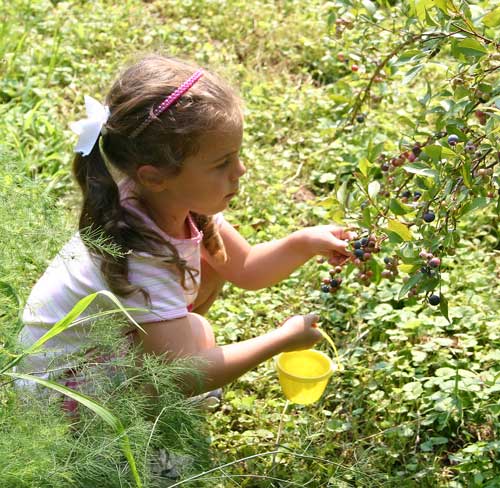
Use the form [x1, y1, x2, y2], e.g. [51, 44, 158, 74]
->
[191, 213, 227, 264]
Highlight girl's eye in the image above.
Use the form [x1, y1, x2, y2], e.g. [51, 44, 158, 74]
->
[216, 160, 230, 169]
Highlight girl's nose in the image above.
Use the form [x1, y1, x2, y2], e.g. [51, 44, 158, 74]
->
[232, 158, 246, 179]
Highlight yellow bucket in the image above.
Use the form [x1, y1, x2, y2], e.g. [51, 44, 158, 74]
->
[275, 349, 335, 405]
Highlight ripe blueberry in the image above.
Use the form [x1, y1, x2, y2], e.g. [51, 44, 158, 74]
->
[356, 114, 365, 123]
[448, 134, 459, 146]
[428, 294, 440, 306]
[354, 248, 364, 258]
[413, 191, 422, 200]
[423, 211, 435, 223]
[402, 190, 412, 198]
[354, 241, 362, 249]
[321, 285, 330, 293]
[330, 278, 340, 287]
[361, 237, 369, 246]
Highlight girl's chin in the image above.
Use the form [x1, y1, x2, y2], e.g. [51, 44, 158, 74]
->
[192, 202, 229, 215]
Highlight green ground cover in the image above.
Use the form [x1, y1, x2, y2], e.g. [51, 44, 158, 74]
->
[1, 0, 499, 486]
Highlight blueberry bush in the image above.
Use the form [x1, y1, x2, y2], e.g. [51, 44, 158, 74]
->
[315, 1, 499, 321]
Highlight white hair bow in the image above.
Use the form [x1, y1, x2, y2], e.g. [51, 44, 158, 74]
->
[69, 95, 110, 157]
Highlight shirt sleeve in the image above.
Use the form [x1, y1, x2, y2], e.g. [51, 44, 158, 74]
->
[123, 253, 194, 323]
[212, 212, 226, 229]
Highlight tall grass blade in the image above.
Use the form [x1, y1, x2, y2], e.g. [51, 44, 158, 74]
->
[0, 290, 147, 374]
[6, 372, 143, 488]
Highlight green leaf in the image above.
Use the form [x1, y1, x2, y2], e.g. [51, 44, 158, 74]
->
[27, 290, 145, 354]
[482, 8, 500, 28]
[389, 199, 413, 216]
[368, 257, 382, 283]
[402, 381, 423, 400]
[418, 80, 432, 106]
[6, 373, 143, 488]
[399, 273, 424, 299]
[461, 161, 473, 189]
[403, 163, 438, 179]
[422, 145, 442, 163]
[358, 158, 369, 177]
[460, 197, 489, 216]
[368, 181, 380, 200]
[434, 0, 449, 13]
[337, 180, 349, 208]
[455, 38, 488, 58]
[404, 65, 424, 84]
[362, 0, 376, 15]
[439, 295, 450, 323]
[395, 49, 425, 65]
[361, 204, 373, 228]
[440, 146, 457, 159]
[387, 219, 413, 242]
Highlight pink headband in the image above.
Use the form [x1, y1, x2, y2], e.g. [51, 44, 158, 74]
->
[130, 69, 204, 138]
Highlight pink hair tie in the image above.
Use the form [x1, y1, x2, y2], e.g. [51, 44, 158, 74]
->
[130, 68, 204, 138]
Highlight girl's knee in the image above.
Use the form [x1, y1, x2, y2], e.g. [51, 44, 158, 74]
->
[187, 312, 216, 351]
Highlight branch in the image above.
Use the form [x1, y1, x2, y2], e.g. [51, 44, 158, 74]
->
[346, 34, 424, 127]
[450, 22, 499, 47]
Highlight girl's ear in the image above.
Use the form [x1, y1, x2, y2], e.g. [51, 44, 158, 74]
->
[136, 165, 168, 192]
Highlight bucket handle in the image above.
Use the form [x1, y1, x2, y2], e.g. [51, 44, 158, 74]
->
[316, 327, 342, 371]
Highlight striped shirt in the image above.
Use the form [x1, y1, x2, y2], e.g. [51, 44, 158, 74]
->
[17, 178, 223, 381]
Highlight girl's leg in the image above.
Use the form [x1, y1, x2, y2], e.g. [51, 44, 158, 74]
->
[191, 257, 225, 316]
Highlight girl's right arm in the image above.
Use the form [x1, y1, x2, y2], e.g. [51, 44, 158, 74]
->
[137, 312, 322, 395]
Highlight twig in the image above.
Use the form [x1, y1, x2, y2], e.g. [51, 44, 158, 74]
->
[347, 34, 424, 126]
[269, 400, 290, 476]
[168, 448, 384, 487]
[450, 22, 499, 47]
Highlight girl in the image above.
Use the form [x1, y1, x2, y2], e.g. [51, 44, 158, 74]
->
[18, 54, 354, 396]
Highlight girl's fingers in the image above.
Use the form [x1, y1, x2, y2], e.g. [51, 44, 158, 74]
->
[330, 236, 351, 256]
[328, 254, 350, 266]
[324, 224, 358, 242]
[304, 312, 319, 327]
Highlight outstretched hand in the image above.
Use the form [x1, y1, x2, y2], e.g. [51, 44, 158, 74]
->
[297, 224, 357, 266]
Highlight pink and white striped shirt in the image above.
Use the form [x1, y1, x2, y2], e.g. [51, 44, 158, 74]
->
[17, 178, 224, 381]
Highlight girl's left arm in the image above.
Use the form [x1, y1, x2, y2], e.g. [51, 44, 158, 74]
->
[203, 220, 355, 290]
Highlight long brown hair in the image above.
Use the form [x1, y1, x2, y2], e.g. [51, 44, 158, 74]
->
[72, 54, 242, 301]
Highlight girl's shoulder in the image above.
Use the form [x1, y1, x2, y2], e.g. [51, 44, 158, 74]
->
[24, 233, 107, 311]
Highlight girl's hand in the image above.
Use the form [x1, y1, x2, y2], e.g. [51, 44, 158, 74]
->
[279, 313, 323, 352]
[297, 225, 357, 265]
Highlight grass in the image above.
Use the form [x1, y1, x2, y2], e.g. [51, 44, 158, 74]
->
[1, 0, 499, 486]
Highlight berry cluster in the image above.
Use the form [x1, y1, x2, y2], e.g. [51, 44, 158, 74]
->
[381, 256, 399, 280]
[318, 233, 447, 308]
[403, 250, 442, 305]
[376, 131, 497, 225]
[321, 267, 343, 294]
[319, 234, 384, 294]
[351, 235, 380, 285]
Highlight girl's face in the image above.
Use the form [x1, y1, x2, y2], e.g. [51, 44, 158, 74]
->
[161, 123, 245, 215]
